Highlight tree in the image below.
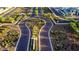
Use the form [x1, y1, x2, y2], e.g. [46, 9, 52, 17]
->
[0, 16, 5, 22]
[9, 17, 15, 23]
[5, 16, 15, 23]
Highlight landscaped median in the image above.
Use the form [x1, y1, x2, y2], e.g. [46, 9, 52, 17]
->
[35, 7, 38, 16]
[26, 18, 45, 51]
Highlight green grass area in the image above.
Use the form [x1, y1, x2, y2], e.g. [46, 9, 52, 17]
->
[0, 8, 31, 23]
[42, 13, 52, 19]
[35, 7, 38, 16]
[0, 13, 25, 23]
[0, 16, 16, 23]
[69, 20, 79, 37]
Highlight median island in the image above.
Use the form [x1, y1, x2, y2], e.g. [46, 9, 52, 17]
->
[26, 18, 45, 51]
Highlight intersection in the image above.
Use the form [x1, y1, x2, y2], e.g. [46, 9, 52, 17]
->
[0, 7, 79, 51]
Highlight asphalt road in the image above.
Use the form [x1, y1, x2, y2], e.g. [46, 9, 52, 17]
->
[31, 7, 36, 17]
[31, 7, 42, 17]
[16, 7, 37, 51]
[16, 7, 53, 51]
[38, 7, 53, 51]
[38, 7, 42, 16]
[49, 7, 71, 23]
[16, 20, 31, 51]
[39, 17, 53, 51]
[49, 7, 61, 16]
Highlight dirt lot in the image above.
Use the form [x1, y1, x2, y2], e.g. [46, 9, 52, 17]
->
[50, 24, 79, 51]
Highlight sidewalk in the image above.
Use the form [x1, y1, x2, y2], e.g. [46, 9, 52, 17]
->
[0, 7, 16, 17]
[0, 7, 12, 14]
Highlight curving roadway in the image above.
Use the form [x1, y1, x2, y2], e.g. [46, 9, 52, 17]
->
[38, 7, 53, 51]
[15, 7, 54, 51]
[15, 20, 31, 51]
[39, 17, 53, 51]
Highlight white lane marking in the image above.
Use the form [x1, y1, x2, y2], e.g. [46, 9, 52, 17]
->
[49, 7, 69, 22]
[2, 7, 17, 17]
[39, 18, 54, 51]
[31, 7, 34, 16]
[25, 24, 31, 51]
[41, 7, 43, 14]
[15, 22, 22, 51]
[48, 20, 54, 51]
[39, 19, 46, 51]
[15, 17, 30, 51]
